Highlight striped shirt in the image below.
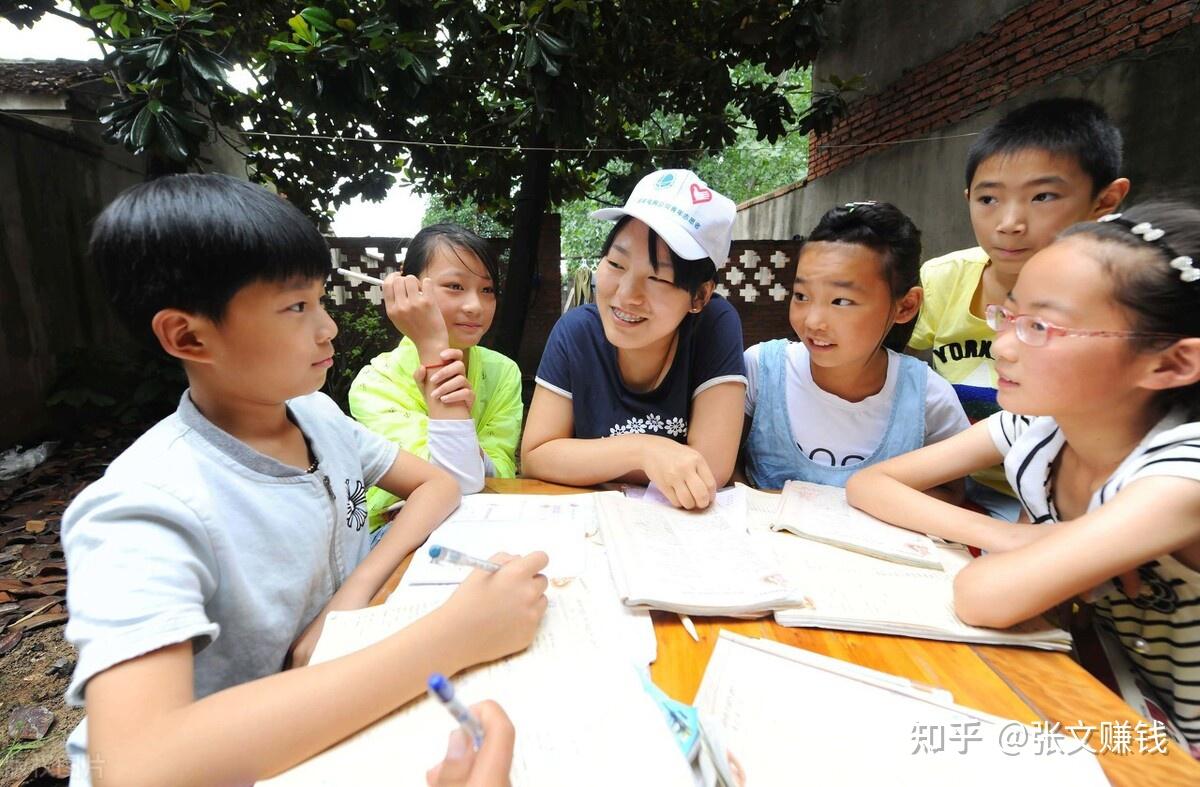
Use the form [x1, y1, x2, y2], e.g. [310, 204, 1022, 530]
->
[988, 409, 1200, 743]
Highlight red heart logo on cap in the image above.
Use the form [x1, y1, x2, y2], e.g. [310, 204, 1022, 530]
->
[690, 183, 712, 204]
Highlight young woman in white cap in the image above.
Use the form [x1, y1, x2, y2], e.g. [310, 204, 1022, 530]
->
[521, 170, 747, 509]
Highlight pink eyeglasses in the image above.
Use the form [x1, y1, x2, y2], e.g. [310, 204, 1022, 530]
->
[985, 304, 1183, 347]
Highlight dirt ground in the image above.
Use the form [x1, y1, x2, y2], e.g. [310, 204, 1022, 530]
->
[0, 424, 142, 787]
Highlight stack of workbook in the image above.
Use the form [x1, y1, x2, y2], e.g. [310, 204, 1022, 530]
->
[600, 483, 1070, 649]
[259, 583, 691, 787]
[695, 631, 1108, 786]
[771, 480, 943, 569]
[763, 482, 1071, 650]
[596, 491, 808, 616]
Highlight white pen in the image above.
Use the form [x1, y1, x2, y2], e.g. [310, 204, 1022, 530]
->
[336, 267, 384, 286]
[427, 673, 484, 749]
[428, 544, 502, 572]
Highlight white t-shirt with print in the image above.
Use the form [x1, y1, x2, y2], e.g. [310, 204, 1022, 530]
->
[744, 341, 969, 468]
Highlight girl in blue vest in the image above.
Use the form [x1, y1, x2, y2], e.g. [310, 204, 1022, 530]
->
[743, 202, 969, 492]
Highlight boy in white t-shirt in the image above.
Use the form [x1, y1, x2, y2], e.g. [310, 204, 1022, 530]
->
[62, 175, 545, 786]
[742, 202, 968, 491]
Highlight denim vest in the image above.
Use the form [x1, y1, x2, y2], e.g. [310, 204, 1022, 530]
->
[745, 339, 927, 489]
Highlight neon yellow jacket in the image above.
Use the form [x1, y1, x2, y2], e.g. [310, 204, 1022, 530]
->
[348, 338, 523, 530]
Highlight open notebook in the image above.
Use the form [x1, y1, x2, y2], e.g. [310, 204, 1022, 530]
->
[402, 493, 595, 585]
[768, 530, 1071, 650]
[260, 583, 691, 786]
[772, 480, 943, 570]
[596, 491, 807, 616]
[695, 631, 1107, 786]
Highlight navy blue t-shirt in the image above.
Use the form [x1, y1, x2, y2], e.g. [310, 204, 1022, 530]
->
[534, 296, 747, 442]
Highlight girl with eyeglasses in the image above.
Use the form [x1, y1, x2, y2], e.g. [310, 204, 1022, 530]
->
[847, 202, 1200, 749]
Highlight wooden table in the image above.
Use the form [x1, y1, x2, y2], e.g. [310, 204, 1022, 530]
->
[377, 478, 1200, 786]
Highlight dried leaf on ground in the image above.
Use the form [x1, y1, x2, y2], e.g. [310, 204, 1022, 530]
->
[8, 705, 55, 741]
[11, 612, 69, 632]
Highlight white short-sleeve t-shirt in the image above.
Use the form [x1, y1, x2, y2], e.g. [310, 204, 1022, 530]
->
[988, 409, 1200, 743]
[743, 342, 969, 468]
[62, 391, 398, 784]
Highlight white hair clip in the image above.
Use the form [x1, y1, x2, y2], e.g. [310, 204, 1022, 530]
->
[1171, 256, 1200, 282]
[1097, 213, 1196, 283]
[1131, 222, 1166, 242]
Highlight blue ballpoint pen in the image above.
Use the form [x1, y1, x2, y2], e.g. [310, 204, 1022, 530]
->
[428, 673, 485, 749]
[428, 545, 502, 572]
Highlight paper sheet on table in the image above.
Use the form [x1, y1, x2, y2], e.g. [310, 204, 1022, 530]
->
[695, 632, 1107, 787]
[403, 493, 594, 585]
[390, 493, 658, 667]
[598, 491, 804, 616]
[261, 583, 691, 787]
[773, 480, 942, 570]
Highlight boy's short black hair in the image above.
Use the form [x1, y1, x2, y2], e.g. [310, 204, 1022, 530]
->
[965, 97, 1123, 195]
[599, 215, 717, 298]
[90, 174, 330, 348]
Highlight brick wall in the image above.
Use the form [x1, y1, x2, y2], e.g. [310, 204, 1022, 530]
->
[808, 0, 1200, 179]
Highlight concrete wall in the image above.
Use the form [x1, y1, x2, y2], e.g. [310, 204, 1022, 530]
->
[735, 1, 1200, 259]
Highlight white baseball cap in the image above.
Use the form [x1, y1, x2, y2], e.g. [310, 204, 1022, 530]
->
[591, 170, 735, 268]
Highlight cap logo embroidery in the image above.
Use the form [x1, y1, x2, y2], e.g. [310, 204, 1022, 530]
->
[689, 183, 712, 204]
[655, 173, 676, 190]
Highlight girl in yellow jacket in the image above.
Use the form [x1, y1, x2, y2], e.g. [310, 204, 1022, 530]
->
[350, 224, 523, 533]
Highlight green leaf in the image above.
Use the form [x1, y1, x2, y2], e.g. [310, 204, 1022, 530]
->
[522, 36, 540, 68]
[148, 39, 173, 70]
[88, 4, 120, 20]
[110, 10, 129, 37]
[173, 0, 191, 10]
[300, 7, 337, 33]
[288, 15, 315, 44]
[141, 5, 176, 25]
[534, 29, 568, 56]
[155, 112, 191, 161]
[268, 40, 309, 55]
[129, 104, 156, 150]
[335, 18, 356, 32]
[184, 46, 232, 85]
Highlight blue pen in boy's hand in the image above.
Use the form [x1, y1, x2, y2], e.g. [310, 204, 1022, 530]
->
[428, 673, 485, 749]
[428, 545, 502, 572]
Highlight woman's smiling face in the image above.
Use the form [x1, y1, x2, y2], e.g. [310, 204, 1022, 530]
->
[594, 218, 701, 351]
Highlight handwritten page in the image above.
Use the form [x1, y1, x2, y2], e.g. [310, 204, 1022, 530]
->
[597, 492, 804, 616]
[772, 480, 943, 570]
[766, 530, 1070, 650]
[736, 483, 782, 531]
[263, 583, 691, 787]
[402, 493, 594, 585]
[695, 632, 1107, 786]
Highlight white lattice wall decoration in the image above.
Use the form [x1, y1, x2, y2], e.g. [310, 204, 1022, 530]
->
[719, 241, 803, 347]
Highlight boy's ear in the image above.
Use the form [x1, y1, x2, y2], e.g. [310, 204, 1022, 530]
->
[963, 187, 970, 203]
[690, 281, 716, 312]
[1140, 338, 1200, 394]
[893, 286, 923, 325]
[151, 308, 216, 364]
[1089, 177, 1131, 218]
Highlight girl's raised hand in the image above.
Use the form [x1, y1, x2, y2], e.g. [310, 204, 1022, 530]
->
[384, 273, 449, 357]
[640, 437, 717, 510]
